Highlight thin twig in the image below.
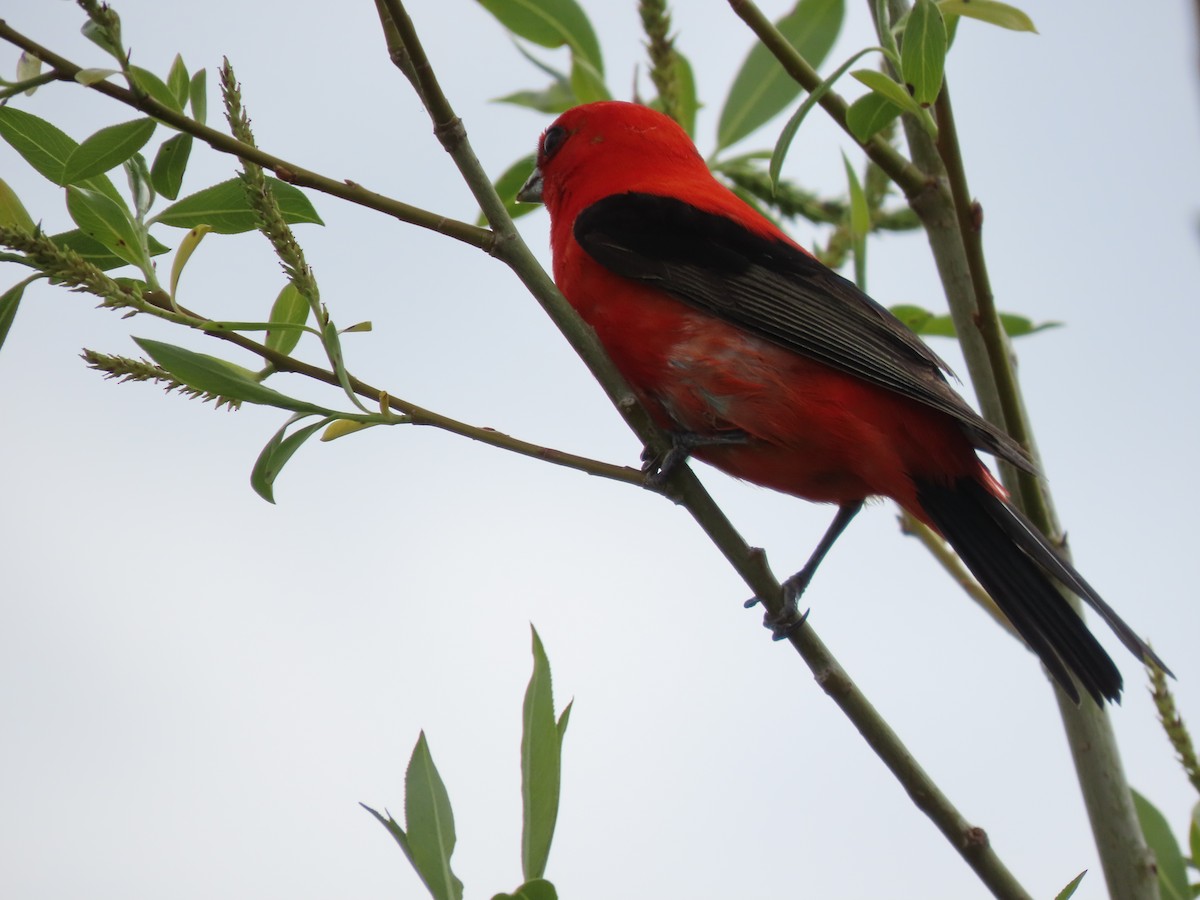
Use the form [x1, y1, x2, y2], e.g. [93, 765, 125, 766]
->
[0, 19, 492, 252]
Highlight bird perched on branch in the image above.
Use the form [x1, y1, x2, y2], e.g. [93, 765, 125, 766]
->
[517, 100, 1168, 704]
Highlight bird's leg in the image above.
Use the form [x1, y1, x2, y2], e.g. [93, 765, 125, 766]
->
[745, 501, 864, 639]
[642, 429, 749, 488]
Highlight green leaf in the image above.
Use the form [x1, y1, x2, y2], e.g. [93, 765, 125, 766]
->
[169, 224, 212, 299]
[1053, 870, 1087, 900]
[404, 732, 464, 900]
[937, 0, 1037, 32]
[492, 880, 559, 900]
[900, 0, 948, 106]
[81, 16, 122, 59]
[361, 804, 421, 882]
[49, 228, 170, 271]
[74, 67, 119, 87]
[63, 118, 157, 184]
[153, 177, 323, 233]
[0, 276, 36, 354]
[522, 627, 564, 882]
[479, 154, 538, 226]
[716, 0, 845, 150]
[846, 91, 902, 142]
[851, 69, 926, 119]
[0, 106, 76, 184]
[129, 65, 183, 113]
[1132, 789, 1190, 900]
[770, 46, 877, 188]
[189, 69, 208, 126]
[66, 186, 147, 269]
[842, 152, 868, 289]
[250, 414, 330, 503]
[0, 107, 125, 203]
[996, 312, 1061, 337]
[672, 52, 699, 137]
[124, 153, 155, 220]
[265, 282, 311, 356]
[0, 178, 36, 231]
[568, 55, 609, 103]
[134, 337, 334, 415]
[1189, 801, 1200, 877]
[494, 83, 576, 114]
[476, 0, 604, 77]
[167, 54, 190, 109]
[150, 133, 193, 200]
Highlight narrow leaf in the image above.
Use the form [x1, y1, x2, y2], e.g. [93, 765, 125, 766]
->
[846, 92, 902, 142]
[672, 52, 699, 137]
[129, 65, 183, 113]
[522, 627, 563, 882]
[49, 228, 169, 271]
[478, 154, 538, 226]
[250, 414, 330, 503]
[169, 225, 212, 299]
[0, 277, 36, 354]
[134, 337, 333, 414]
[81, 17, 122, 59]
[265, 282, 311, 356]
[66, 185, 147, 269]
[74, 68, 119, 86]
[937, 0, 1037, 32]
[493, 83, 576, 114]
[404, 732, 464, 900]
[0, 106, 76, 184]
[167, 54, 190, 108]
[0, 178, 36, 231]
[360, 804, 420, 873]
[476, 0, 604, 76]
[321, 419, 374, 442]
[1132, 789, 1190, 900]
[0, 107, 124, 203]
[153, 177, 323, 233]
[151, 133, 193, 199]
[716, 0, 845, 150]
[770, 46, 879, 187]
[851, 69, 926, 119]
[1053, 871, 1087, 900]
[189, 69, 208, 125]
[63, 118, 157, 184]
[900, 0, 947, 106]
[842, 153, 868, 289]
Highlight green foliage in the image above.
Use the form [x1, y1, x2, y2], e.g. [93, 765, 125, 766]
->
[1053, 870, 1087, 900]
[1132, 790, 1192, 900]
[716, 0, 844, 151]
[364, 630, 570, 900]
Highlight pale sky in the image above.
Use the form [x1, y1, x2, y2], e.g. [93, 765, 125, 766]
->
[2, 2, 1198, 899]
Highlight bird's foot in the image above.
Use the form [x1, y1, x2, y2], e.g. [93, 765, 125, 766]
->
[642, 429, 749, 489]
[745, 568, 814, 640]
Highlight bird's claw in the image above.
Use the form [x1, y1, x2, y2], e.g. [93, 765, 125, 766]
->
[642, 430, 749, 489]
[745, 567, 814, 638]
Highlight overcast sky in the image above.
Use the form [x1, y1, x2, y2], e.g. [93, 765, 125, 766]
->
[2, 2, 1198, 898]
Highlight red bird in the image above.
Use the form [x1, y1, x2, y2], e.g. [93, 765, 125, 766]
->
[517, 100, 1166, 704]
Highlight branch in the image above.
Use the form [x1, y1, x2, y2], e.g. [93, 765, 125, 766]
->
[379, 2, 1035, 897]
[0, 18, 492, 252]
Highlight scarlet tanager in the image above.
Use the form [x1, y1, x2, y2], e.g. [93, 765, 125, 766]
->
[516, 100, 1167, 704]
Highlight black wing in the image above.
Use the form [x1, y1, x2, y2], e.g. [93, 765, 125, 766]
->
[573, 192, 1034, 472]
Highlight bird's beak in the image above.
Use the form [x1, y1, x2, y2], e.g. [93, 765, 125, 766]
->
[516, 166, 544, 204]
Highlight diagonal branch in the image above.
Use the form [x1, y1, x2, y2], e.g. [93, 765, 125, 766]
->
[377, 2, 1035, 897]
[0, 18, 492, 252]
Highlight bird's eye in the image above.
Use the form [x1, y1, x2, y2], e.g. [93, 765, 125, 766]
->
[541, 125, 567, 159]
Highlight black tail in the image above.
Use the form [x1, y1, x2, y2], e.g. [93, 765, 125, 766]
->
[915, 477, 1170, 705]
